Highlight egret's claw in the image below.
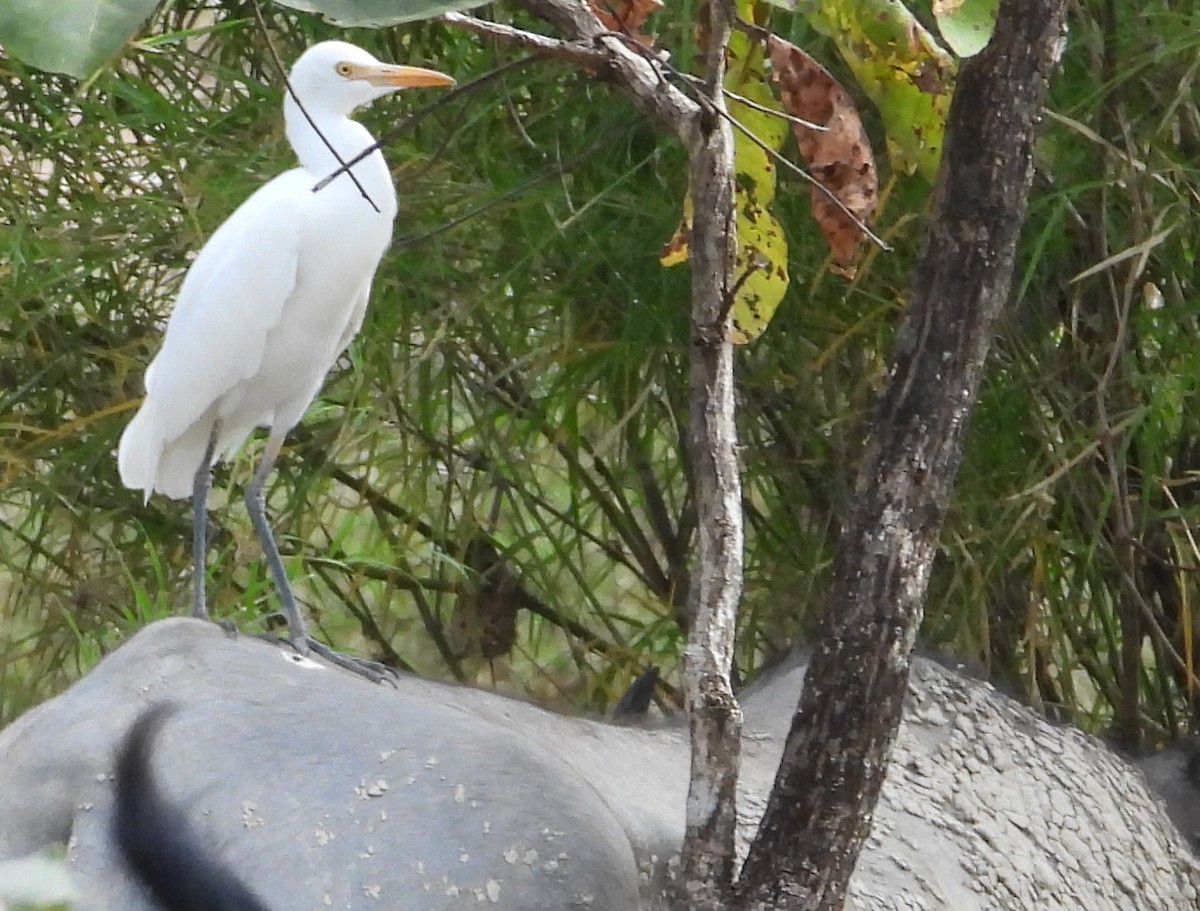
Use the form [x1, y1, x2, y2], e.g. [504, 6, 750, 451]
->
[297, 638, 399, 686]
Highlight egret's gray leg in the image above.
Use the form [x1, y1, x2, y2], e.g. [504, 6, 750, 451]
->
[244, 434, 309, 650]
[191, 425, 220, 620]
[245, 433, 396, 684]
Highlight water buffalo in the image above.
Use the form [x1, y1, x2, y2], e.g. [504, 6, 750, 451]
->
[1, 618, 1196, 909]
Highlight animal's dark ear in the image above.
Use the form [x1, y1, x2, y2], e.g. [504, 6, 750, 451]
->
[612, 666, 661, 722]
[1185, 739, 1200, 788]
[114, 704, 273, 911]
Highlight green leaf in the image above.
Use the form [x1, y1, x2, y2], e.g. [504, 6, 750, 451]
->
[801, 0, 956, 181]
[0, 0, 491, 78]
[729, 204, 789, 344]
[274, 0, 491, 28]
[0, 0, 159, 78]
[933, 0, 998, 58]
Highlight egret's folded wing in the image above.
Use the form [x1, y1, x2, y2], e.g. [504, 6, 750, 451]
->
[144, 172, 307, 446]
[331, 276, 374, 358]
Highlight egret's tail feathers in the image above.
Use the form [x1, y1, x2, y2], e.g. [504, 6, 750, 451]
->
[119, 404, 217, 501]
[118, 406, 163, 503]
[154, 421, 220, 500]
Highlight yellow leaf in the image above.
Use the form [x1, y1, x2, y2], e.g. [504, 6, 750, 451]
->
[730, 204, 789, 344]
[659, 193, 693, 267]
[725, 0, 789, 343]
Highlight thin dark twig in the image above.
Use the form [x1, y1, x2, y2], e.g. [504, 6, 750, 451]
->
[312, 56, 539, 193]
[249, 0, 380, 212]
[723, 87, 826, 130]
[732, 13, 771, 44]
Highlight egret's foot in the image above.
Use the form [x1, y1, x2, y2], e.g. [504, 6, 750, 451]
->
[294, 637, 398, 686]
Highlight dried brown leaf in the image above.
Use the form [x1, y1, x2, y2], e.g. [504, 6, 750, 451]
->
[768, 36, 878, 278]
[588, 0, 663, 47]
[450, 540, 521, 660]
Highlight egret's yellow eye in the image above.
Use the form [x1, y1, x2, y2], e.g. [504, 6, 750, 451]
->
[335, 62, 354, 77]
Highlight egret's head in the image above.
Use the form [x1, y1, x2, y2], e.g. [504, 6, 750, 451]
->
[288, 41, 455, 116]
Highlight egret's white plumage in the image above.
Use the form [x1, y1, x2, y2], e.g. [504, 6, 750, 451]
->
[120, 41, 451, 498]
[118, 41, 453, 674]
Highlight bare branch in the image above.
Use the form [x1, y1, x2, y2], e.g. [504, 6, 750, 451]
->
[440, 12, 608, 68]
[516, 0, 701, 137]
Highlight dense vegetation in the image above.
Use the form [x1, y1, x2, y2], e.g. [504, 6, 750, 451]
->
[2, 1, 1198, 755]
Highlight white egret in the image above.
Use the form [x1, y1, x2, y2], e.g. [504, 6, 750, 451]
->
[119, 41, 454, 678]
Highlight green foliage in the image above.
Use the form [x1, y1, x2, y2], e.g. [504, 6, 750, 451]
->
[0, 0, 160, 78]
[3, 0, 1200, 760]
[0, 0, 491, 78]
[932, 0, 999, 58]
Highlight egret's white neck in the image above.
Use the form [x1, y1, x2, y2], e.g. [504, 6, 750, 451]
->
[283, 95, 395, 215]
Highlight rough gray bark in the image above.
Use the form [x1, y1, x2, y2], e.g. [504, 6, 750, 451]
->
[734, 2, 1068, 909]
[679, 0, 744, 905]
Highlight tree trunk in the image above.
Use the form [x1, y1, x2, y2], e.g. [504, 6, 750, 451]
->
[678, 0, 744, 906]
[735, 2, 1068, 908]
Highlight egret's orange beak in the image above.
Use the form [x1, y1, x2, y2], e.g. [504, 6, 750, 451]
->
[358, 63, 456, 89]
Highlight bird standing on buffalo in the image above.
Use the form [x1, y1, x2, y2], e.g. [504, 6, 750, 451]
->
[119, 42, 454, 676]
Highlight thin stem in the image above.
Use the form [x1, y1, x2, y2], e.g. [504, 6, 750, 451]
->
[722, 86, 826, 130]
